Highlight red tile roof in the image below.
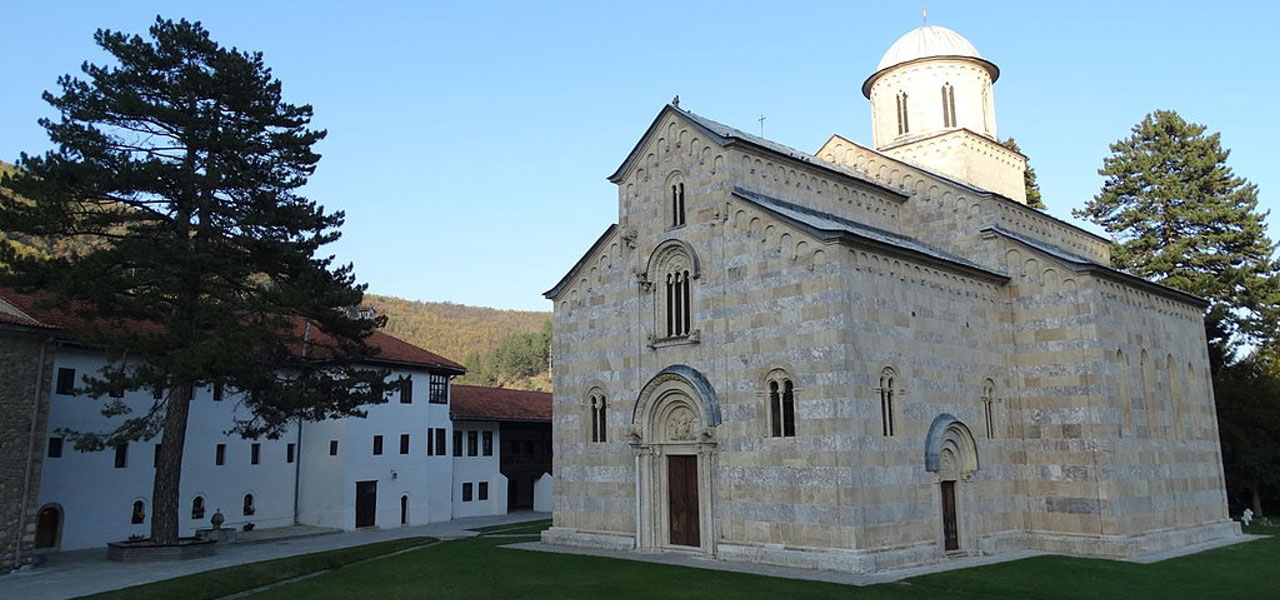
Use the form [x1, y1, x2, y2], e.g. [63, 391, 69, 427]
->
[451, 384, 551, 422]
[0, 288, 462, 371]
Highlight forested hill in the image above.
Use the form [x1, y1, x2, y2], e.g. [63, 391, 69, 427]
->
[364, 293, 551, 390]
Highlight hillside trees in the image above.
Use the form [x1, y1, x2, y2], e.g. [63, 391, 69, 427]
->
[0, 18, 393, 544]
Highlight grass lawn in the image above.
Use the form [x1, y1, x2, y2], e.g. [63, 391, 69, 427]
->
[240, 525, 1276, 599]
[73, 536, 436, 600]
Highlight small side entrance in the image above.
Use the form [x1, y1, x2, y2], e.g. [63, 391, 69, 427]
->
[355, 481, 377, 528]
[941, 480, 959, 551]
[35, 505, 61, 550]
[667, 455, 700, 547]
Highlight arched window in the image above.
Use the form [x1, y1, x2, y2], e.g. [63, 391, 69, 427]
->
[1141, 350, 1154, 438]
[1189, 361, 1201, 438]
[981, 379, 996, 439]
[941, 83, 956, 128]
[896, 92, 910, 135]
[400, 495, 409, 525]
[589, 393, 608, 443]
[191, 496, 206, 520]
[1168, 355, 1182, 441]
[1116, 349, 1133, 436]
[766, 371, 796, 438]
[649, 241, 698, 343]
[879, 368, 898, 437]
[671, 181, 686, 227]
[242, 493, 255, 516]
[131, 500, 146, 524]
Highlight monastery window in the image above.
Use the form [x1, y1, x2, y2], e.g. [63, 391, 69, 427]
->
[250, 443, 261, 465]
[766, 371, 796, 438]
[1168, 356, 1182, 441]
[243, 493, 255, 516]
[1116, 350, 1133, 436]
[462, 482, 473, 502]
[879, 368, 898, 437]
[454, 430, 463, 456]
[479, 481, 489, 501]
[56, 368, 75, 395]
[896, 92, 910, 135]
[48, 437, 63, 458]
[589, 392, 608, 443]
[373, 435, 384, 456]
[400, 433, 411, 455]
[467, 430, 479, 456]
[428, 374, 448, 404]
[213, 382, 224, 402]
[191, 496, 206, 520]
[435, 427, 446, 456]
[483, 431, 493, 456]
[401, 495, 409, 525]
[400, 378, 413, 404]
[131, 500, 146, 524]
[1140, 350, 1154, 438]
[670, 180, 686, 228]
[329, 440, 339, 456]
[216, 443, 227, 465]
[287, 443, 296, 463]
[941, 83, 956, 128]
[114, 443, 129, 468]
[981, 379, 996, 439]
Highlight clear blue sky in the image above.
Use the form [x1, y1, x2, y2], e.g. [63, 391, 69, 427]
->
[2, 1, 1276, 311]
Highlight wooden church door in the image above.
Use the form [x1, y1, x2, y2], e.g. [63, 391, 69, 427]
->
[667, 455, 700, 547]
[941, 480, 959, 551]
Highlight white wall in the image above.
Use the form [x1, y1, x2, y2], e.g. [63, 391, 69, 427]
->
[451, 421, 507, 518]
[533, 473, 554, 513]
[38, 348, 297, 550]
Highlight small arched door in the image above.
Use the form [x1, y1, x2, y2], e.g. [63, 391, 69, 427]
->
[35, 505, 61, 549]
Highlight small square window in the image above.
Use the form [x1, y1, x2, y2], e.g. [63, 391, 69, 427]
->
[373, 435, 383, 456]
[47, 437, 63, 458]
[329, 440, 339, 456]
[462, 482, 473, 502]
[56, 368, 76, 395]
[482, 431, 493, 456]
[251, 443, 261, 465]
[287, 443, 296, 464]
[399, 433, 410, 455]
[478, 481, 489, 501]
[114, 443, 128, 468]
[215, 443, 226, 466]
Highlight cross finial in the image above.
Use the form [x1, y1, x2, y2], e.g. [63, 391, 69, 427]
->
[672, 95, 680, 108]
[923, 4, 928, 25]
[757, 114, 766, 137]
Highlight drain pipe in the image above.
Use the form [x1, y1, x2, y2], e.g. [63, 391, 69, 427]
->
[14, 335, 54, 572]
[293, 417, 303, 524]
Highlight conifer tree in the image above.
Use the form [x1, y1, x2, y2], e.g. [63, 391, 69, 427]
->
[999, 137, 1045, 209]
[0, 18, 394, 545]
[1074, 110, 1280, 351]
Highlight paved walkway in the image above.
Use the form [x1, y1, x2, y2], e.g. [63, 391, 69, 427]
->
[1, 511, 547, 600]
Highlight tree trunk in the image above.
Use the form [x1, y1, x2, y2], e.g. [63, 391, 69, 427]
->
[150, 383, 192, 544]
[1252, 485, 1264, 518]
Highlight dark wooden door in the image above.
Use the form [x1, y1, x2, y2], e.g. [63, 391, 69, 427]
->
[35, 507, 59, 549]
[667, 455, 700, 547]
[355, 481, 377, 528]
[941, 480, 958, 551]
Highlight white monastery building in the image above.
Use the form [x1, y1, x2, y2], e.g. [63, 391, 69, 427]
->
[541, 24, 1242, 572]
[0, 288, 551, 556]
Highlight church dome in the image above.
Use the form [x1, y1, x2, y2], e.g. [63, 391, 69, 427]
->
[862, 25, 999, 98]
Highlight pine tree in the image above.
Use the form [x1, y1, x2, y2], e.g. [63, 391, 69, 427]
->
[1073, 110, 1280, 350]
[999, 137, 1045, 209]
[0, 18, 395, 545]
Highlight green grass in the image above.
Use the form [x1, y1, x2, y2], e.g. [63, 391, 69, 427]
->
[467, 518, 552, 535]
[72, 537, 436, 600]
[239, 526, 1276, 600]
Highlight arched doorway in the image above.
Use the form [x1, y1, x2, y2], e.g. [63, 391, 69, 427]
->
[34, 504, 62, 550]
[630, 365, 720, 555]
[924, 414, 979, 553]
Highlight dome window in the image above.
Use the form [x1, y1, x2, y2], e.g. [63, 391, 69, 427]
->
[941, 83, 957, 128]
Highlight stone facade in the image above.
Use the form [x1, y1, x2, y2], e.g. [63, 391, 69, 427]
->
[541, 25, 1240, 573]
[0, 326, 53, 571]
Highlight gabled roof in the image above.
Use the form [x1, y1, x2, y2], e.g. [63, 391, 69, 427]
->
[0, 287, 464, 372]
[733, 188, 1007, 282]
[608, 104, 905, 199]
[982, 226, 1208, 308]
[450, 384, 551, 423]
[543, 224, 618, 300]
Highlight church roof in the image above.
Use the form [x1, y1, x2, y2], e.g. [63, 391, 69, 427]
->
[732, 187, 1007, 282]
[609, 104, 905, 200]
[863, 25, 999, 97]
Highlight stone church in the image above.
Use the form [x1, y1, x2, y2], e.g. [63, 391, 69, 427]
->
[541, 25, 1240, 572]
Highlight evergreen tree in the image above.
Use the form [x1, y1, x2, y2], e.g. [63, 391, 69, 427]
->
[1215, 347, 1280, 516]
[999, 137, 1045, 209]
[1073, 110, 1280, 351]
[0, 18, 394, 545]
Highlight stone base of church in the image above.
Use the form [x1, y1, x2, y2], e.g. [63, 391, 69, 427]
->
[541, 527, 636, 552]
[1026, 520, 1244, 559]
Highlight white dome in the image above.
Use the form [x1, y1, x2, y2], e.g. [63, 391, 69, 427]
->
[876, 26, 983, 72]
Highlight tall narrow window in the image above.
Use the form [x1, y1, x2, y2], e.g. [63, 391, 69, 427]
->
[941, 83, 956, 127]
[243, 494, 255, 516]
[651, 241, 698, 342]
[589, 394, 608, 443]
[154, 444, 161, 468]
[896, 92, 910, 135]
[48, 437, 64, 458]
[454, 431, 463, 456]
[115, 443, 129, 468]
[329, 440, 339, 456]
[192, 496, 206, 520]
[982, 379, 996, 439]
[56, 368, 75, 395]
[216, 444, 226, 465]
[462, 482, 473, 502]
[879, 368, 897, 437]
[1117, 350, 1133, 436]
[767, 374, 796, 438]
[467, 431, 478, 456]
[769, 381, 781, 437]
[435, 427, 447, 456]
[400, 433, 410, 455]
[479, 481, 489, 501]
[401, 495, 409, 525]
[251, 443, 261, 465]
[1168, 356, 1182, 441]
[1141, 350, 1154, 438]
[287, 443, 296, 463]
[400, 378, 413, 404]
[372, 435, 383, 456]
[213, 382, 224, 402]
[427, 429, 435, 456]
[132, 501, 146, 524]
[482, 431, 493, 456]
[782, 380, 796, 436]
